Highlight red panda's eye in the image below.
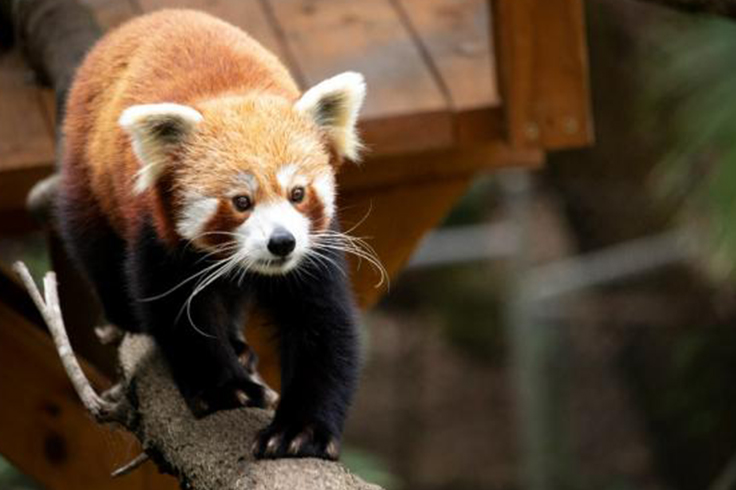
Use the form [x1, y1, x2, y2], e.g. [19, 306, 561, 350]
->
[232, 195, 252, 212]
[290, 186, 305, 204]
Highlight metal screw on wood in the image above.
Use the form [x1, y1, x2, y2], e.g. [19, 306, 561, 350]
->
[525, 122, 540, 141]
[562, 117, 578, 135]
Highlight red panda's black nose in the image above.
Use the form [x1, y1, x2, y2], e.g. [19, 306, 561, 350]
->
[268, 228, 296, 257]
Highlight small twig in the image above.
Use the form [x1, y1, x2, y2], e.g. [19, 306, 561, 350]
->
[13, 261, 126, 423]
[111, 452, 150, 478]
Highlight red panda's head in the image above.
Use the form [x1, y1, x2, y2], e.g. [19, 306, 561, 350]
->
[119, 72, 366, 275]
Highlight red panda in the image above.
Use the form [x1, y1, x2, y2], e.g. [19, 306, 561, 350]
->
[56, 9, 365, 460]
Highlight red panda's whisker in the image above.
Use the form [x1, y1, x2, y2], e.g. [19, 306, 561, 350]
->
[183, 231, 242, 250]
[193, 243, 241, 264]
[303, 248, 347, 279]
[139, 257, 233, 302]
[177, 253, 245, 338]
[313, 231, 382, 265]
[338, 201, 374, 235]
[313, 239, 388, 289]
[312, 231, 379, 256]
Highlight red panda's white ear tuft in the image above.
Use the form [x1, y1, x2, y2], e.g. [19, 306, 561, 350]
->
[295, 72, 366, 162]
[119, 103, 203, 194]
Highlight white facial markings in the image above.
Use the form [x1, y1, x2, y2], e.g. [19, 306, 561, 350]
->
[276, 164, 308, 193]
[277, 164, 297, 191]
[313, 172, 336, 220]
[176, 194, 219, 241]
[232, 172, 258, 196]
[235, 199, 311, 275]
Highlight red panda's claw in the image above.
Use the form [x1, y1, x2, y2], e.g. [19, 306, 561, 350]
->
[234, 389, 250, 406]
[252, 423, 340, 460]
[263, 386, 279, 410]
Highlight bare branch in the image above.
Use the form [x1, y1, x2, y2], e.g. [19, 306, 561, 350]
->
[111, 452, 150, 478]
[12, 262, 127, 424]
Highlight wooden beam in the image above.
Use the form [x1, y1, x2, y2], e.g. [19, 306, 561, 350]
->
[341, 176, 474, 308]
[392, 0, 501, 112]
[0, 300, 179, 490]
[492, 0, 594, 149]
[264, 0, 454, 154]
[339, 142, 542, 193]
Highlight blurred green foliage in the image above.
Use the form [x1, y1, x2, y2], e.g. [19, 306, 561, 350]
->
[644, 15, 736, 276]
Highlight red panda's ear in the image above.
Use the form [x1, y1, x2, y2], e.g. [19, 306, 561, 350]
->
[295, 72, 366, 162]
[119, 103, 203, 194]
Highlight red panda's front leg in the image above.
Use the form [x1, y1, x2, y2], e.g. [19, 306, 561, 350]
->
[127, 221, 272, 416]
[253, 247, 360, 460]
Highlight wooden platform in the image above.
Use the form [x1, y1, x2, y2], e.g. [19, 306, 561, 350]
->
[1, 0, 583, 303]
[0, 0, 503, 196]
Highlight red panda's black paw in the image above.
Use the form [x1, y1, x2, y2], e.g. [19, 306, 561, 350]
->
[252, 423, 340, 460]
[229, 379, 279, 411]
[185, 376, 276, 418]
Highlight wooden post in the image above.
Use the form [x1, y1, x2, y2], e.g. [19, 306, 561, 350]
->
[491, 0, 594, 150]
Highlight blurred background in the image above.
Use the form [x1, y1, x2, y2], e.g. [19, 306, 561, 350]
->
[6, 0, 736, 489]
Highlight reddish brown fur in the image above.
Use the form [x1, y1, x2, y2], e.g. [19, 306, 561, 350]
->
[300, 187, 328, 232]
[61, 9, 333, 244]
[202, 200, 251, 249]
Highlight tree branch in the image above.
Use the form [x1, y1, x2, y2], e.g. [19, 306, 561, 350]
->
[14, 261, 381, 490]
[13, 262, 127, 423]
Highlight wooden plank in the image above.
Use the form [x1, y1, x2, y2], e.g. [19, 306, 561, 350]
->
[265, 0, 453, 153]
[340, 142, 542, 193]
[0, 51, 55, 173]
[341, 176, 474, 307]
[0, 0, 138, 211]
[492, 0, 593, 149]
[0, 301, 179, 490]
[392, 0, 500, 112]
[361, 111, 454, 157]
[137, 0, 287, 61]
